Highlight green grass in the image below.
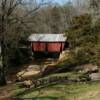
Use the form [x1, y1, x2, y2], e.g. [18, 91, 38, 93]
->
[41, 71, 83, 80]
[12, 82, 100, 100]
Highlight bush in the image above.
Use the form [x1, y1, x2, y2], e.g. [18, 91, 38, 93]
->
[65, 14, 100, 67]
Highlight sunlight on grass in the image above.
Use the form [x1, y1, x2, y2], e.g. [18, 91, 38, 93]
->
[13, 82, 100, 100]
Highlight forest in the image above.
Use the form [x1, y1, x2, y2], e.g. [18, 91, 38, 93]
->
[0, 0, 100, 100]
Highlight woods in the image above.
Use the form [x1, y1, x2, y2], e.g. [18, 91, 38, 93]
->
[0, 0, 74, 86]
[0, 0, 100, 84]
[0, 0, 49, 86]
[0, 0, 100, 99]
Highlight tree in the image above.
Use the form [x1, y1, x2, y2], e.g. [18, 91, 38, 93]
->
[50, 6, 63, 33]
[66, 13, 100, 66]
[89, 0, 100, 15]
[66, 14, 92, 48]
[0, 0, 48, 86]
[25, 2, 78, 33]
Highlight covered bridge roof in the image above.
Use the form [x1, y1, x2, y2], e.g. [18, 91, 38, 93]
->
[28, 34, 67, 42]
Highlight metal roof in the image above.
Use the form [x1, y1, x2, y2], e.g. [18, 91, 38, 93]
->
[28, 34, 67, 42]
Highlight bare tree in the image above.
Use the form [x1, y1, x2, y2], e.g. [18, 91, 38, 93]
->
[89, 0, 100, 16]
[0, 0, 48, 86]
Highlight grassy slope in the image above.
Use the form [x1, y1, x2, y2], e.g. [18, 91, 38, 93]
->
[1, 61, 100, 100]
[13, 82, 100, 100]
[10, 60, 100, 100]
[1, 52, 100, 100]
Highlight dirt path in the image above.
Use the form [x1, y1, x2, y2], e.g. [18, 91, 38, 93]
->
[0, 84, 15, 100]
[0, 59, 57, 100]
[16, 59, 58, 81]
[0, 57, 64, 100]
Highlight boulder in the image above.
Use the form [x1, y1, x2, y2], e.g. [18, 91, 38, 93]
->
[59, 50, 69, 61]
[80, 64, 99, 73]
[23, 80, 33, 88]
[89, 73, 100, 81]
[16, 65, 40, 81]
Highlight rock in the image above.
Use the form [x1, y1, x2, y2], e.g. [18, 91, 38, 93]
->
[7, 81, 12, 84]
[17, 76, 22, 81]
[89, 73, 100, 81]
[59, 50, 69, 61]
[23, 80, 33, 88]
[76, 78, 81, 82]
[82, 64, 99, 73]
[16, 64, 40, 81]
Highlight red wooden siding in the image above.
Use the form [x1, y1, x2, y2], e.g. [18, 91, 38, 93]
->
[61, 43, 65, 51]
[32, 43, 45, 52]
[47, 43, 64, 52]
[31, 42, 65, 52]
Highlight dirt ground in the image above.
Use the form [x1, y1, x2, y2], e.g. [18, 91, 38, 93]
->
[0, 84, 14, 100]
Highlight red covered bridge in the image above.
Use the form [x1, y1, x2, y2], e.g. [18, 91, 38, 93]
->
[28, 34, 67, 58]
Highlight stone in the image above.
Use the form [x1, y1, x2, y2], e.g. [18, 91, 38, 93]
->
[7, 81, 12, 84]
[23, 80, 33, 88]
[16, 64, 40, 81]
[59, 50, 69, 61]
[82, 64, 99, 73]
[89, 73, 100, 81]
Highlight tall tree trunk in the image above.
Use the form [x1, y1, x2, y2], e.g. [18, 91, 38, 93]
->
[0, 4, 7, 85]
[0, 40, 7, 86]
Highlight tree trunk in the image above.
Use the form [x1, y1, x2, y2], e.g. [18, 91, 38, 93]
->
[0, 3, 7, 86]
[0, 40, 7, 86]
[0, 67, 7, 86]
